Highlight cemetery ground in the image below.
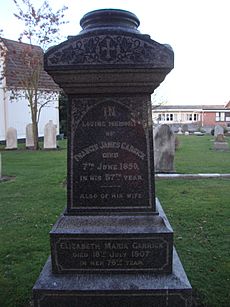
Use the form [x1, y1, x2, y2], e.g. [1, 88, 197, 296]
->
[0, 135, 229, 307]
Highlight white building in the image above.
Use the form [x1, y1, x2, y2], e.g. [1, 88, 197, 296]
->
[152, 104, 230, 132]
[0, 38, 59, 141]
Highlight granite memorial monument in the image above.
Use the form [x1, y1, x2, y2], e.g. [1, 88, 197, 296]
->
[33, 9, 192, 307]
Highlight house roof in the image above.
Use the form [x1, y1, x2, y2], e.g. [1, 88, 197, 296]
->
[1, 38, 59, 90]
[153, 104, 229, 111]
[153, 105, 203, 110]
[202, 105, 226, 110]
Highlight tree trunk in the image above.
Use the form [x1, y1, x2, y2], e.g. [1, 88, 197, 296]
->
[31, 112, 39, 150]
[33, 121, 39, 150]
[30, 94, 39, 150]
[28, 89, 40, 150]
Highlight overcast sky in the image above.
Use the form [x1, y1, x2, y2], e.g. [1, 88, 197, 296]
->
[1, 0, 230, 105]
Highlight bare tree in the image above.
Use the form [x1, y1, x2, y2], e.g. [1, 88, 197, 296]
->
[151, 87, 168, 125]
[1, 0, 68, 149]
[13, 0, 68, 49]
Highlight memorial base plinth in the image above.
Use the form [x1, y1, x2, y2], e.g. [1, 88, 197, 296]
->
[213, 141, 229, 151]
[33, 249, 192, 307]
[50, 200, 173, 274]
[33, 200, 192, 306]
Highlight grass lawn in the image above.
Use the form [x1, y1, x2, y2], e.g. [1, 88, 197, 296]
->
[0, 135, 230, 306]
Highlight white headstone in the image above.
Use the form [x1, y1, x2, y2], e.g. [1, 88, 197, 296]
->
[44, 120, 57, 149]
[213, 125, 229, 150]
[5, 127, 17, 150]
[214, 125, 224, 137]
[153, 124, 175, 173]
[26, 123, 35, 148]
[177, 127, 183, 134]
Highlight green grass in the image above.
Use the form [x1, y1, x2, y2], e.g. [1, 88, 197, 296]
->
[0, 141, 67, 307]
[156, 179, 230, 307]
[156, 135, 230, 306]
[0, 136, 229, 306]
[175, 135, 230, 173]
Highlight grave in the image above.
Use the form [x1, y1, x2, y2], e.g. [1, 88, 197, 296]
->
[26, 123, 35, 149]
[43, 120, 57, 149]
[154, 124, 175, 173]
[33, 9, 192, 307]
[214, 124, 224, 137]
[182, 124, 188, 133]
[213, 125, 229, 151]
[5, 127, 17, 150]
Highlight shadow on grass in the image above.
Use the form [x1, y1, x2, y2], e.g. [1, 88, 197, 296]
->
[0, 176, 16, 183]
[192, 288, 208, 307]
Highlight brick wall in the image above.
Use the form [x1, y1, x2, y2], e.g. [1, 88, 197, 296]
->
[203, 112, 229, 127]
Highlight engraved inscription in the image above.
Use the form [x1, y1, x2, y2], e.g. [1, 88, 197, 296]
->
[71, 98, 153, 211]
[73, 142, 145, 162]
[54, 237, 170, 272]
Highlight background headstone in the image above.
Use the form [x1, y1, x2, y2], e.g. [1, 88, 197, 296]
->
[5, 127, 17, 150]
[26, 123, 35, 149]
[213, 125, 229, 151]
[214, 125, 224, 138]
[177, 127, 183, 134]
[175, 136, 180, 150]
[154, 124, 175, 173]
[182, 123, 188, 133]
[215, 134, 225, 142]
[43, 120, 57, 149]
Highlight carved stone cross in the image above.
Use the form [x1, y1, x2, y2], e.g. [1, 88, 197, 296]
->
[101, 37, 116, 60]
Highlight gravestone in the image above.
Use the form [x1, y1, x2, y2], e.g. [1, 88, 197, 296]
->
[33, 9, 192, 307]
[43, 120, 57, 149]
[214, 125, 229, 151]
[182, 123, 188, 133]
[26, 123, 34, 149]
[5, 127, 17, 150]
[154, 124, 175, 173]
[214, 124, 224, 137]
[215, 134, 225, 142]
[178, 126, 183, 134]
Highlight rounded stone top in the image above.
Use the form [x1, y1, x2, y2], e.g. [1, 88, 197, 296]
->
[80, 9, 140, 33]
